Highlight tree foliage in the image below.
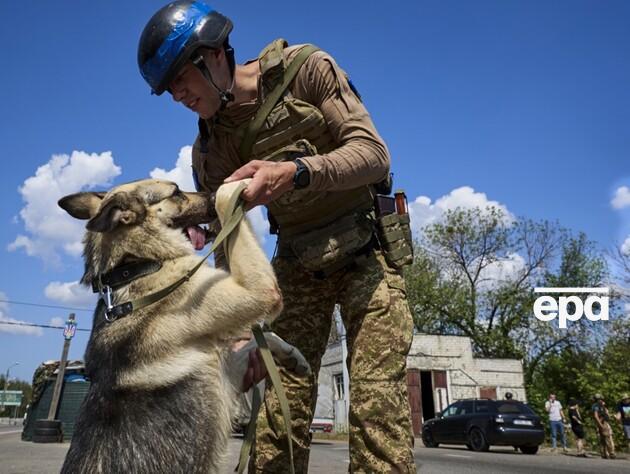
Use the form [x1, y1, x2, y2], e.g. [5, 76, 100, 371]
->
[405, 206, 613, 364]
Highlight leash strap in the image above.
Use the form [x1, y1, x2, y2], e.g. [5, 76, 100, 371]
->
[235, 384, 261, 473]
[236, 327, 295, 474]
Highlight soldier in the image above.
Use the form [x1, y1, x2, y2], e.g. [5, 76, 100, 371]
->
[592, 393, 616, 459]
[617, 393, 630, 453]
[138, 2, 416, 473]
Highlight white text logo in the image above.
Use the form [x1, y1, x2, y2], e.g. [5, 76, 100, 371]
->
[533, 287, 609, 329]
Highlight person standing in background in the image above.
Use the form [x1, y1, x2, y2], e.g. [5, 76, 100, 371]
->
[545, 393, 568, 454]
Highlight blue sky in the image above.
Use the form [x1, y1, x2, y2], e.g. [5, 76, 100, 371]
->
[1, 1, 629, 382]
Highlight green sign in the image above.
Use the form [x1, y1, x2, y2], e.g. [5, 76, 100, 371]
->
[0, 390, 23, 407]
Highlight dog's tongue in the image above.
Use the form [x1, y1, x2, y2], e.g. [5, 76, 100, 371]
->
[186, 226, 206, 251]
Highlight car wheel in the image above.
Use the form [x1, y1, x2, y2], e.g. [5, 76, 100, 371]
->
[519, 445, 539, 455]
[465, 443, 473, 451]
[422, 429, 439, 448]
[468, 427, 489, 452]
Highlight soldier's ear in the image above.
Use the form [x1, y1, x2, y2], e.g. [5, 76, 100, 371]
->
[58, 192, 106, 219]
[86, 194, 146, 233]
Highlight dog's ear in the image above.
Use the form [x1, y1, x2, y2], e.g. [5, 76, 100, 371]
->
[58, 192, 106, 219]
[86, 193, 146, 233]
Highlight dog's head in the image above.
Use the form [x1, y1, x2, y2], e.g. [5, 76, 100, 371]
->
[59, 179, 214, 284]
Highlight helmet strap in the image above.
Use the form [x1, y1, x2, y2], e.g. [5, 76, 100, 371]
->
[192, 53, 235, 111]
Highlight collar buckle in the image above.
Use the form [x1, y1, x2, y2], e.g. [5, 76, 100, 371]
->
[98, 282, 116, 322]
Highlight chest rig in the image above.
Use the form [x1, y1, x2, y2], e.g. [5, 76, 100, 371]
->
[195, 39, 377, 273]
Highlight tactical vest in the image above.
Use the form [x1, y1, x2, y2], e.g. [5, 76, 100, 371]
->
[199, 39, 375, 238]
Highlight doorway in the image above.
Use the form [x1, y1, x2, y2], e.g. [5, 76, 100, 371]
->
[420, 371, 435, 421]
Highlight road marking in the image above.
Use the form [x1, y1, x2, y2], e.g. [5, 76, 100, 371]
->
[443, 453, 472, 459]
[0, 430, 22, 436]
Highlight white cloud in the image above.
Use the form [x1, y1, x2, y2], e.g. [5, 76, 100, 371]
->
[622, 236, 630, 256]
[0, 291, 42, 336]
[8, 151, 121, 265]
[408, 186, 513, 236]
[149, 146, 196, 191]
[476, 253, 527, 291]
[49, 317, 65, 327]
[44, 281, 96, 308]
[409, 187, 523, 290]
[611, 186, 630, 210]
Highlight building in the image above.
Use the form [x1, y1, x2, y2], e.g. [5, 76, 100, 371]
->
[315, 333, 527, 436]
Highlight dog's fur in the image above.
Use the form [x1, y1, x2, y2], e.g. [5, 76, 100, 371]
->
[58, 179, 306, 474]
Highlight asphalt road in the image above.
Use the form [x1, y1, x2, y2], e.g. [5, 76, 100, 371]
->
[1, 426, 628, 473]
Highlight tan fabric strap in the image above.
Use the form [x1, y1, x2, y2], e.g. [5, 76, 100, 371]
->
[239, 45, 320, 160]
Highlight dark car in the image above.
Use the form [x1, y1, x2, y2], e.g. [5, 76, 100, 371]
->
[422, 399, 544, 454]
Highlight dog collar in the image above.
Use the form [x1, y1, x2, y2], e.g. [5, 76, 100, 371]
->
[93, 259, 162, 322]
[92, 260, 162, 293]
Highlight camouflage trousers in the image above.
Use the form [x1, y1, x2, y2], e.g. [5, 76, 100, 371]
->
[597, 423, 615, 458]
[250, 250, 416, 473]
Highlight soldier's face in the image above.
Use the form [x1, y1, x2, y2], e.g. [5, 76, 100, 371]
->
[168, 50, 228, 119]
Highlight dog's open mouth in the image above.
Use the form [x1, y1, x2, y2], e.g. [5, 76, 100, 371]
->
[185, 225, 207, 251]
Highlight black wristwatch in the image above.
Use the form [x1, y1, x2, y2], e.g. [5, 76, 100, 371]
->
[293, 158, 311, 190]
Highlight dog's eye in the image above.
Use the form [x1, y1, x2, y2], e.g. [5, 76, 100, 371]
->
[171, 188, 187, 201]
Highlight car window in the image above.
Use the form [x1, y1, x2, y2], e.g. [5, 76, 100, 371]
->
[495, 401, 535, 415]
[458, 401, 474, 415]
[442, 402, 461, 418]
[475, 400, 490, 413]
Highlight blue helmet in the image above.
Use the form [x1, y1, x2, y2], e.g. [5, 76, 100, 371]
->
[138, 1, 233, 95]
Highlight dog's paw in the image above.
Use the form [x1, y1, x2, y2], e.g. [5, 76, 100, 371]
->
[215, 179, 252, 224]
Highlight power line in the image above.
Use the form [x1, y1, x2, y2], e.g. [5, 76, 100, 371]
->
[0, 299, 93, 312]
[0, 321, 90, 332]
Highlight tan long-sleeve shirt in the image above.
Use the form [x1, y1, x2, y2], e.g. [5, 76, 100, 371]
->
[192, 45, 391, 194]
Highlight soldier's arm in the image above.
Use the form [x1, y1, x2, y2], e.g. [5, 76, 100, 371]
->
[292, 50, 390, 191]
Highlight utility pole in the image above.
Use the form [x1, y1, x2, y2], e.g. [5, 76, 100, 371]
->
[47, 314, 76, 421]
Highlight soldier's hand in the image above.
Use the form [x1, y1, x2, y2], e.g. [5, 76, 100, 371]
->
[242, 347, 268, 392]
[224, 160, 297, 208]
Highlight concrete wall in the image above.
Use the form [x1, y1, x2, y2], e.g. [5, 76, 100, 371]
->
[315, 342, 343, 420]
[407, 334, 527, 402]
[314, 334, 528, 431]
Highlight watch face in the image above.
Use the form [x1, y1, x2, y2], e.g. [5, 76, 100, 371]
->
[294, 161, 310, 189]
[296, 169, 309, 188]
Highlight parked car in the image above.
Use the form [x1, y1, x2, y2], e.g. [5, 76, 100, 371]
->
[422, 399, 544, 454]
[310, 417, 333, 434]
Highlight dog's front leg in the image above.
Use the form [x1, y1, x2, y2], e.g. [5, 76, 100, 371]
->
[186, 180, 282, 337]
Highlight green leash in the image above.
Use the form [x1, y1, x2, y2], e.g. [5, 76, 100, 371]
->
[235, 326, 296, 474]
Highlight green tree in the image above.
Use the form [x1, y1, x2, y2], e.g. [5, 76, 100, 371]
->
[406, 208, 608, 363]
[406, 206, 566, 358]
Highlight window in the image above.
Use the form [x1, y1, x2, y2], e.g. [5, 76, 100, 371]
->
[333, 373, 344, 400]
[495, 401, 535, 415]
[458, 401, 474, 415]
[443, 402, 460, 418]
[475, 400, 490, 414]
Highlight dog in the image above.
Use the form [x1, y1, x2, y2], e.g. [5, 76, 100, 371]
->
[57, 179, 308, 473]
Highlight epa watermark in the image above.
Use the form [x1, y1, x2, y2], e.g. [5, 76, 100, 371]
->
[533, 287, 609, 329]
